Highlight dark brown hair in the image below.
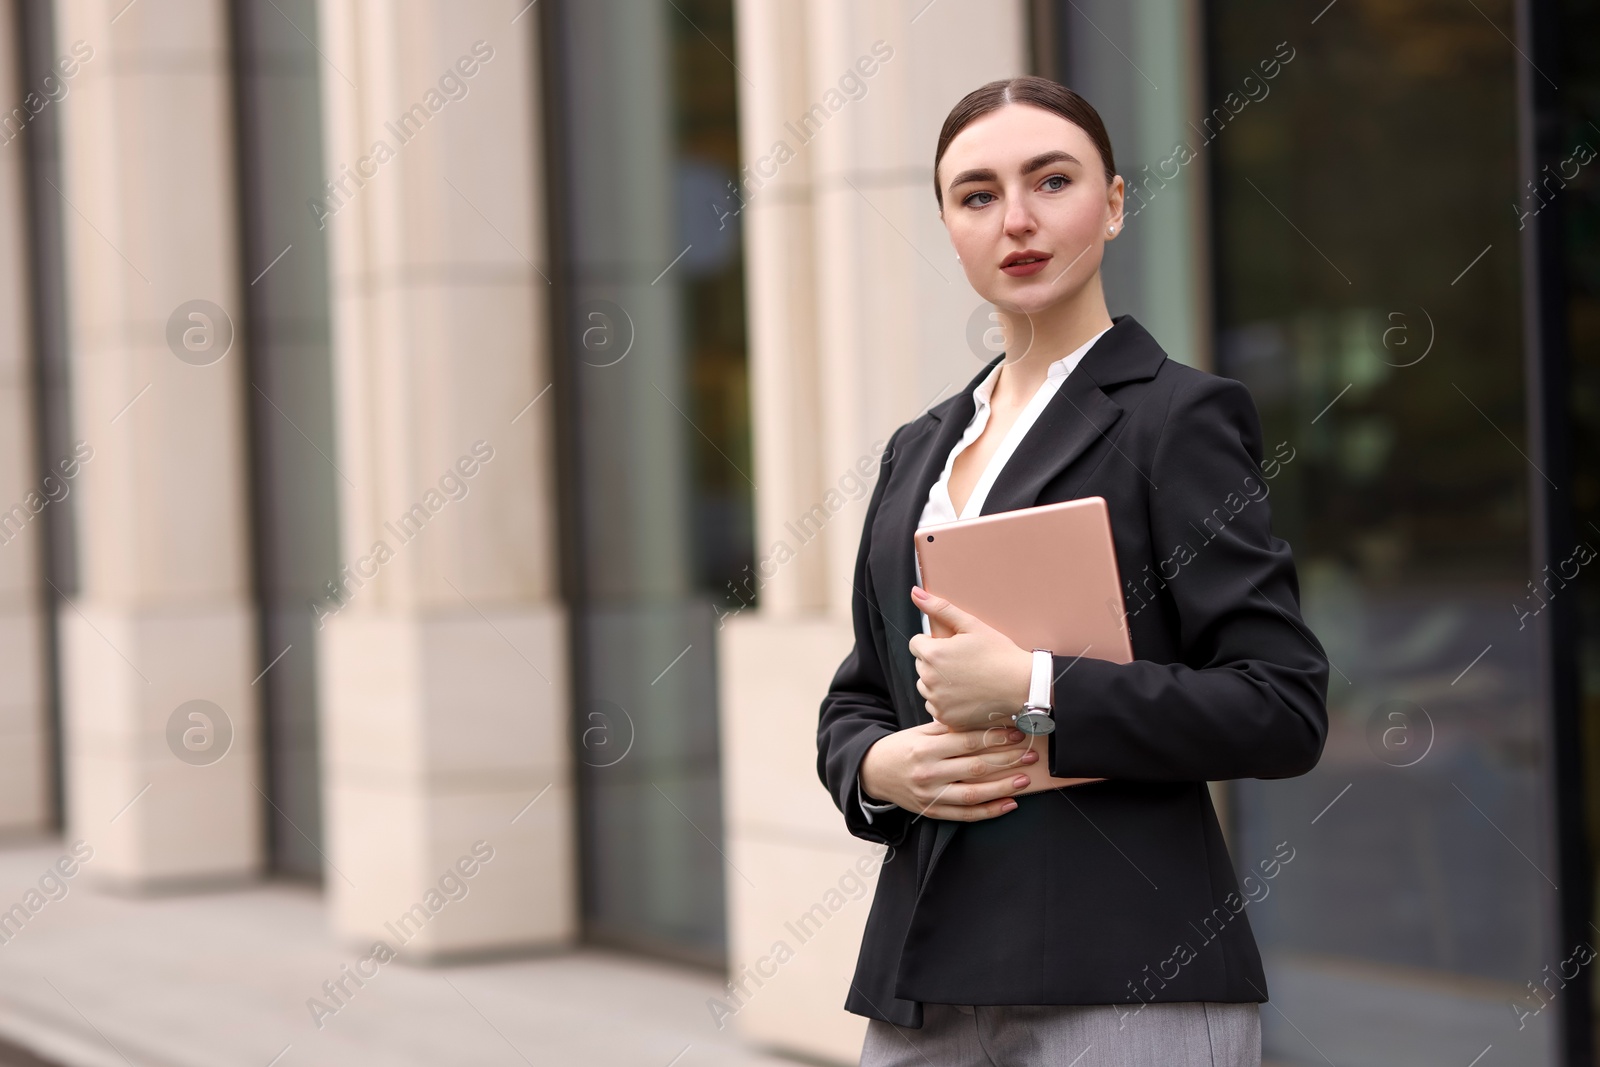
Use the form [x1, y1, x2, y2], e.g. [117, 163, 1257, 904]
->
[933, 76, 1117, 208]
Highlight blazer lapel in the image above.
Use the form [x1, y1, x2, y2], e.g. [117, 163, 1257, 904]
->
[980, 315, 1166, 515]
[978, 369, 1123, 516]
[869, 358, 999, 724]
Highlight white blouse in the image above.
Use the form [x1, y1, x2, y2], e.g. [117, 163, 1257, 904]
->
[860, 325, 1111, 820]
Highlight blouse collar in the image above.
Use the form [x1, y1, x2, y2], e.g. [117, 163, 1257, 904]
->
[970, 325, 1112, 412]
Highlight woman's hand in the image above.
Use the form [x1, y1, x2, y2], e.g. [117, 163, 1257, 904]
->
[859, 719, 1038, 821]
[907, 585, 1033, 732]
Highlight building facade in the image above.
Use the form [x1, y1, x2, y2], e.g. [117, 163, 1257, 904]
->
[0, 0, 1595, 1065]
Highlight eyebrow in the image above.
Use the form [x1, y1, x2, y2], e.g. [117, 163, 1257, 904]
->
[947, 150, 1083, 191]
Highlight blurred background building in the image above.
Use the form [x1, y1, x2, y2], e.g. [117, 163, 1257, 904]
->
[0, 0, 1595, 1064]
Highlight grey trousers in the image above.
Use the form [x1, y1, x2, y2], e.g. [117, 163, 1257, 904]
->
[859, 1001, 1261, 1066]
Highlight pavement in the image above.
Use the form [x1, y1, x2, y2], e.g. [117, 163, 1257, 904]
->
[3, 831, 1538, 1067]
[0, 838, 811, 1067]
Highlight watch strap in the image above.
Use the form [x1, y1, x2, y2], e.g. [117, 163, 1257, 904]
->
[1024, 648, 1052, 710]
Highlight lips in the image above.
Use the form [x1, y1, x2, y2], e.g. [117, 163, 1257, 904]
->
[1000, 250, 1052, 277]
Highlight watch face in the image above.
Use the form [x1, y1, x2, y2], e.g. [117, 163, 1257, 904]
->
[1016, 709, 1055, 735]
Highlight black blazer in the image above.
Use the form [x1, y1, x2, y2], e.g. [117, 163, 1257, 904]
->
[816, 315, 1329, 1027]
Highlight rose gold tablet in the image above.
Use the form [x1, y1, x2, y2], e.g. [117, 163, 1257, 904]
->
[914, 495, 1134, 793]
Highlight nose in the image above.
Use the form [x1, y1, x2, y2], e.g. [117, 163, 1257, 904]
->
[1002, 192, 1036, 239]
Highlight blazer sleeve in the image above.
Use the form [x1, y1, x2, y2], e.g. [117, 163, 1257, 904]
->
[817, 425, 918, 848]
[1048, 375, 1330, 782]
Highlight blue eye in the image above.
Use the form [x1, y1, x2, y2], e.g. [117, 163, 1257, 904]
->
[963, 190, 996, 207]
[1042, 174, 1069, 191]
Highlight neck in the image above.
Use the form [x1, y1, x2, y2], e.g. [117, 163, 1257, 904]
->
[990, 273, 1114, 407]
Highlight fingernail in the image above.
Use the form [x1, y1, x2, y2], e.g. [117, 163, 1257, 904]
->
[1000, 800, 1018, 812]
[1007, 729, 1024, 742]
[1021, 750, 1038, 763]
[1012, 775, 1030, 788]
[911, 585, 928, 600]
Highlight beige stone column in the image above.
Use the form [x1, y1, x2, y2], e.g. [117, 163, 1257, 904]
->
[720, 2, 1025, 1059]
[50, 0, 261, 886]
[314, 1, 574, 957]
[0, 0, 52, 835]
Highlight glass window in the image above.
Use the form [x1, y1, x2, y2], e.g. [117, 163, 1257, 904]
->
[233, 0, 339, 879]
[14, 0, 74, 826]
[544, 0, 752, 965]
[1205, 2, 1552, 1063]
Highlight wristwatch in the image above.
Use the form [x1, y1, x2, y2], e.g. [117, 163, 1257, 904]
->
[1014, 648, 1055, 735]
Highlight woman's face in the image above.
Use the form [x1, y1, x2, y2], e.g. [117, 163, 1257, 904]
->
[937, 103, 1124, 315]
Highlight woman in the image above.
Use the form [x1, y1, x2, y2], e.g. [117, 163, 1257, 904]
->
[816, 76, 1330, 1066]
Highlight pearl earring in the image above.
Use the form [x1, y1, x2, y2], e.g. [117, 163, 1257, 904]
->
[1107, 225, 1116, 235]
[955, 252, 962, 262]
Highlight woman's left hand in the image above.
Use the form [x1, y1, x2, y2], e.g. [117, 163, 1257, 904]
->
[908, 585, 1033, 732]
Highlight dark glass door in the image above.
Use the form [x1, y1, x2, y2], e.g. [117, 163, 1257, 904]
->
[1530, 0, 1600, 1060]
